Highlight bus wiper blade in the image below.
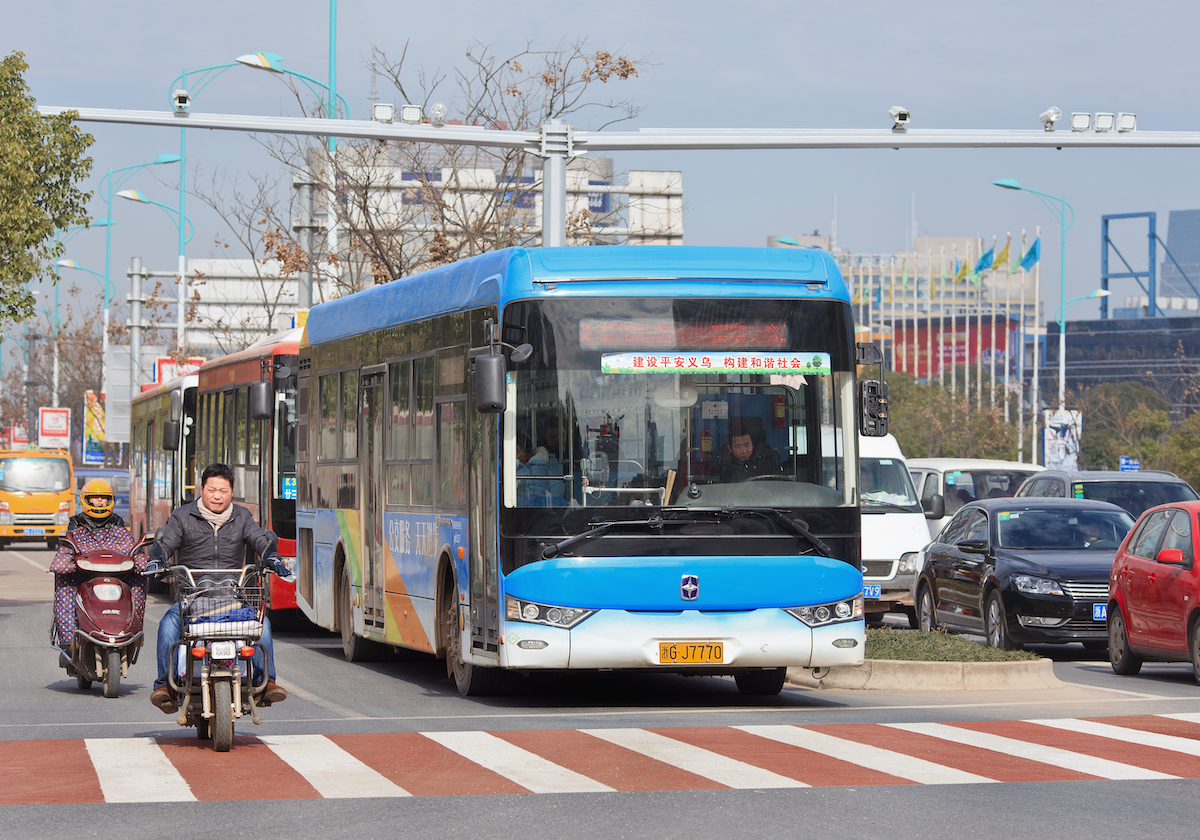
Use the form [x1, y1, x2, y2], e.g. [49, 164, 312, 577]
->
[719, 506, 834, 556]
[541, 515, 709, 559]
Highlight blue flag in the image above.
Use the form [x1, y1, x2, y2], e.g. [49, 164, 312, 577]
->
[973, 248, 994, 275]
[1019, 237, 1041, 271]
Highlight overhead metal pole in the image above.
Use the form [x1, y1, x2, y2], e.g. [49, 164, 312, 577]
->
[128, 257, 145, 390]
[540, 120, 570, 248]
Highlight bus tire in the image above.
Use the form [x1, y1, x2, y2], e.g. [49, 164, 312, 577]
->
[734, 668, 787, 696]
[339, 564, 381, 662]
[442, 574, 500, 697]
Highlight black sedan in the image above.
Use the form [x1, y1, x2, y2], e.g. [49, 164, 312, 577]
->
[913, 498, 1135, 649]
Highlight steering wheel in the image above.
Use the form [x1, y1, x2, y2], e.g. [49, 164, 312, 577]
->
[744, 474, 796, 482]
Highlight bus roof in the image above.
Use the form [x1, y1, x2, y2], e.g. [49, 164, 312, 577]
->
[201, 327, 303, 374]
[304, 246, 847, 347]
[130, 372, 198, 405]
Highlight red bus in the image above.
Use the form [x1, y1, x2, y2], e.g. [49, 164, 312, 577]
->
[129, 373, 199, 543]
[194, 328, 301, 620]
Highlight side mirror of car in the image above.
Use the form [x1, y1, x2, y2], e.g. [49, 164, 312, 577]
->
[957, 538, 989, 554]
[1156, 547, 1190, 567]
[923, 494, 945, 520]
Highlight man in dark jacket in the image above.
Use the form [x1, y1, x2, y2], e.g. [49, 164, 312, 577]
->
[149, 463, 289, 713]
[711, 419, 782, 482]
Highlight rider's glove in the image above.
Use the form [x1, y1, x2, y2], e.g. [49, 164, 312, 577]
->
[262, 554, 296, 582]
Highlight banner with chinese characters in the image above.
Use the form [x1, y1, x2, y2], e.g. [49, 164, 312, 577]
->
[38, 407, 71, 450]
[83, 390, 106, 465]
[600, 352, 831, 376]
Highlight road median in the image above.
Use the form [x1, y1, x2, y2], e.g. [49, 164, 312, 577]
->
[788, 657, 1064, 691]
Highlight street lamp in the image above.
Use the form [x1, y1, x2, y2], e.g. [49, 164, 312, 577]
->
[993, 178, 1075, 410]
[1056, 288, 1113, 323]
[115, 189, 195, 348]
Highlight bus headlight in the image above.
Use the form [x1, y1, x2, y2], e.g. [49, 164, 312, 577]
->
[785, 594, 864, 627]
[505, 595, 596, 629]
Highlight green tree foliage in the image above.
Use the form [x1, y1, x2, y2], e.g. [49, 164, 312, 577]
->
[886, 370, 1017, 460]
[0, 51, 93, 326]
[1077, 381, 1170, 470]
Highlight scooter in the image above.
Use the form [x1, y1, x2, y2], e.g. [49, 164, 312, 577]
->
[50, 533, 153, 698]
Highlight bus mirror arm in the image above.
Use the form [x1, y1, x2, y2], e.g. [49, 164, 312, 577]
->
[472, 318, 535, 414]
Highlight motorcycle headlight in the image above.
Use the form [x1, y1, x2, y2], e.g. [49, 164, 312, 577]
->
[898, 552, 919, 574]
[91, 583, 123, 602]
[504, 595, 596, 628]
[1013, 575, 1065, 596]
[786, 594, 864, 627]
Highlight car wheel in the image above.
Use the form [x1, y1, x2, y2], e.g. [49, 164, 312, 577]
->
[917, 585, 938, 633]
[985, 590, 1019, 650]
[1190, 622, 1200, 686]
[1108, 606, 1143, 676]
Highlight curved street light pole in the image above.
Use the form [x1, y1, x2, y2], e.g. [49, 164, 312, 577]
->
[55, 259, 111, 400]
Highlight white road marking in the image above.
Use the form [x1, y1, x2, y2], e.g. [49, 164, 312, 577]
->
[1159, 712, 1200, 725]
[84, 737, 195, 802]
[422, 730, 614, 793]
[1031, 717, 1200, 756]
[259, 734, 411, 798]
[6, 550, 50, 572]
[580, 727, 806, 789]
[274, 679, 367, 719]
[887, 721, 1176, 780]
[739, 724, 996, 785]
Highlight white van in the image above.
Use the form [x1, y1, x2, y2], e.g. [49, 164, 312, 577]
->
[906, 458, 1044, 539]
[859, 435, 935, 623]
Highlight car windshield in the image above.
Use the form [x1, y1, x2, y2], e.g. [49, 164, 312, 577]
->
[861, 457, 921, 511]
[1077, 480, 1199, 518]
[945, 469, 1036, 515]
[996, 508, 1135, 550]
[0, 457, 70, 493]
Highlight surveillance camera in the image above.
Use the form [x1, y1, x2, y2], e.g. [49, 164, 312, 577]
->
[171, 89, 190, 115]
[1039, 106, 1062, 131]
[888, 105, 911, 131]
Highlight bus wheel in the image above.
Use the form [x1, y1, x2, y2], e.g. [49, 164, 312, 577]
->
[442, 580, 500, 697]
[339, 566, 380, 662]
[734, 668, 787, 696]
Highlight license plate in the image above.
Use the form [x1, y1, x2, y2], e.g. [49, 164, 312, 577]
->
[863, 585, 881, 599]
[210, 641, 237, 659]
[1093, 603, 1107, 621]
[25, 528, 44, 535]
[658, 641, 724, 664]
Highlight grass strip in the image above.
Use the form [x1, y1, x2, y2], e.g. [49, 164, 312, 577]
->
[865, 626, 1040, 662]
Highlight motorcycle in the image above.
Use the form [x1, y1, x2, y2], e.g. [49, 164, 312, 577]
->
[163, 563, 278, 752]
[50, 533, 153, 698]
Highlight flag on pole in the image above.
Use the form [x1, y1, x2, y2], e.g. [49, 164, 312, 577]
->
[1008, 244, 1024, 274]
[1019, 237, 1041, 271]
[973, 248, 994, 275]
[993, 242, 1010, 270]
[953, 259, 969, 283]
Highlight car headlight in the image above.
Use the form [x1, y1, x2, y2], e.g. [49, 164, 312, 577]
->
[898, 552, 919, 574]
[785, 594, 864, 627]
[504, 595, 596, 628]
[1013, 575, 1065, 596]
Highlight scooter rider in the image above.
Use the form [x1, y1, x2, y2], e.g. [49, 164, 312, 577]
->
[50, 479, 146, 651]
[148, 463, 291, 713]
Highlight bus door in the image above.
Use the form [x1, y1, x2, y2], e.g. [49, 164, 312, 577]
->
[142, 419, 155, 535]
[359, 368, 386, 632]
[467, 373, 500, 661]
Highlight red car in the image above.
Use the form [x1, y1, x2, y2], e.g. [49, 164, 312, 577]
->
[1108, 500, 1200, 680]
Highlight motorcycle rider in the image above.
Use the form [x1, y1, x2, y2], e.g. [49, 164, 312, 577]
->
[50, 478, 146, 652]
[148, 462, 290, 713]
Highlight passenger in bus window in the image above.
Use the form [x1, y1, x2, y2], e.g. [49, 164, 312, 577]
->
[516, 433, 564, 506]
[712, 417, 782, 482]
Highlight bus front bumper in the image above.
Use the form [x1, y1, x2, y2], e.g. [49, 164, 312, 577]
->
[497, 609, 864, 671]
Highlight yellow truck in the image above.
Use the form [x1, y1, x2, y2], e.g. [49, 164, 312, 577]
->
[0, 448, 75, 549]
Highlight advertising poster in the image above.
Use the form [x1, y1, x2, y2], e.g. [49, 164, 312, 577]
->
[83, 390, 106, 465]
[12, 423, 28, 449]
[38, 407, 71, 450]
[1043, 409, 1082, 471]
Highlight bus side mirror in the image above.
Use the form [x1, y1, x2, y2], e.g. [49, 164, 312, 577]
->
[162, 419, 181, 451]
[250, 380, 273, 420]
[923, 494, 945, 520]
[169, 390, 183, 422]
[859, 379, 889, 437]
[476, 354, 506, 414]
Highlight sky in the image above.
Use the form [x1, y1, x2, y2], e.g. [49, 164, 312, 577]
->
[8, 0, 1200, 344]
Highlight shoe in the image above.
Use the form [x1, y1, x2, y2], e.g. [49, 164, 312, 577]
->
[150, 686, 178, 714]
[261, 680, 287, 704]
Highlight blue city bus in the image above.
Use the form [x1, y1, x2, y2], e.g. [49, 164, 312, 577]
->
[295, 246, 873, 696]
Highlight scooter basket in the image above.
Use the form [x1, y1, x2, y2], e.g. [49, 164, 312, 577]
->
[174, 569, 264, 640]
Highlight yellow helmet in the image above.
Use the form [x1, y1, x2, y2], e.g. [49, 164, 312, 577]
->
[80, 478, 115, 520]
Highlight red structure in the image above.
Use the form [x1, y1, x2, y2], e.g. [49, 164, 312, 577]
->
[892, 315, 1020, 381]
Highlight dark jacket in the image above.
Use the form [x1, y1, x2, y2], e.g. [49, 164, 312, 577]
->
[712, 444, 783, 483]
[159, 500, 274, 571]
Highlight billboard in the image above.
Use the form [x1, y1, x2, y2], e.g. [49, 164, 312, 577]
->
[1044, 409, 1082, 471]
[38, 408, 71, 450]
[83, 390, 106, 465]
[893, 314, 1019, 380]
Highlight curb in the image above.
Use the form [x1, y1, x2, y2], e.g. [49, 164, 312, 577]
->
[787, 657, 1064, 691]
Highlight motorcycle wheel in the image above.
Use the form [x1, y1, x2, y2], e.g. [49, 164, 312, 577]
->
[103, 650, 121, 698]
[212, 680, 233, 752]
[75, 674, 92, 691]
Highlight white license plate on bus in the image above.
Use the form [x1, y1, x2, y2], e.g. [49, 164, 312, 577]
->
[25, 528, 44, 535]
[863, 585, 881, 599]
[1093, 603, 1107, 621]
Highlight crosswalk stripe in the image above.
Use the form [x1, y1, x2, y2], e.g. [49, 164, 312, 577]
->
[1032, 718, 1200, 757]
[1159, 712, 1200, 725]
[84, 738, 195, 802]
[737, 725, 996, 785]
[887, 722, 1177, 781]
[259, 735, 411, 798]
[579, 728, 807, 789]
[422, 731, 615, 794]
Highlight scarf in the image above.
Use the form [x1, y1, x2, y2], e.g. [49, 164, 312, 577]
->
[196, 496, 234, 533]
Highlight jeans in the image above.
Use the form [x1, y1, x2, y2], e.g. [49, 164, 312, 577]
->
[154, 603, 275, 689]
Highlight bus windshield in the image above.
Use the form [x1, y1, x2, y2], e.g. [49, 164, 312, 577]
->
[0, 457, 71, 493]
[503, 297, 856, 512]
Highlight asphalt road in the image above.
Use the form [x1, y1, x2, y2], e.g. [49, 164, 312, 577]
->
[4, 544, 1200, 840]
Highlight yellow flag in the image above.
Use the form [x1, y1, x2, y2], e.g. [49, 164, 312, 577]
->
[993, 242, 1010, 270]
[953, 260, 969, 283]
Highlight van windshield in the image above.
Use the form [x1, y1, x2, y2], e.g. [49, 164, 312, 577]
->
[860, 458, 921, 512]
[0, 457, 71, 493]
